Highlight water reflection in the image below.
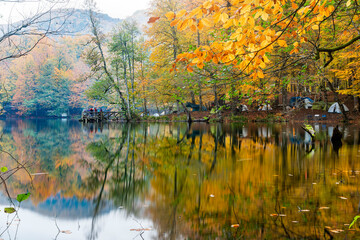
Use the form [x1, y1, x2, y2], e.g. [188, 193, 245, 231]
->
[0, 120, 359, 239]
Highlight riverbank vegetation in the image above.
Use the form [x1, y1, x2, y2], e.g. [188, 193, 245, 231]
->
[0, 0, 359, 123]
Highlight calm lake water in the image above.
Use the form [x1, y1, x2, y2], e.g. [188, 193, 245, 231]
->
[0, 120, 359, 239]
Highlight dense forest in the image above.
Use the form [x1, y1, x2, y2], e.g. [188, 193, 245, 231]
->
[0, 0, 359, 121]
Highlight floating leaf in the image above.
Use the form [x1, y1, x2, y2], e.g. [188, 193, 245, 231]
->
[0, 167, 8, 173]
[231, 224, 239, 228]
[4, 207, 16, 214]
[17, 193, 30, 203]
[209, 194, 215, 198]
[339, 196, 348, 200]
[30, 173, 48, 176]
[319, 207, 330, 210]
[130, 228, 152, 231]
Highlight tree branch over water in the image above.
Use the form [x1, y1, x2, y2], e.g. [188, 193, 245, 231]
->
[0, 0, 74, 63]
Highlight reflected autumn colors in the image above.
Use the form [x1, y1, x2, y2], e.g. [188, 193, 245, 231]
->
[0, 120, 360, 239]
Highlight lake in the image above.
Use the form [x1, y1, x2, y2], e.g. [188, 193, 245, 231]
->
[0, 120, 359, 239]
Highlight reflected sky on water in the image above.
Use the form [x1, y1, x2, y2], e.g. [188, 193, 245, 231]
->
[0, 120, 359, 239]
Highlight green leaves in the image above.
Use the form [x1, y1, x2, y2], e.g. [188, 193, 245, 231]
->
[349, 215, 360, 229]
[0, 167, 8, 173]
[17, 193, 31, 203]
[3, 193, 31, 214]
[4, 207, 16, 214]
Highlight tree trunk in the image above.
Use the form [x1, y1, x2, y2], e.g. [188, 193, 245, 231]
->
[180, 101, 192, 123]
[190, 91, 196, 105]
[155, 101, 160, 114]
[123, 63, 132, 120]
[198, 82, 203, 112]
[354, 96, 359, 112]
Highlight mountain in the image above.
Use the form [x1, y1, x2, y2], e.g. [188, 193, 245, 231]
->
[57, 8, 149, 35]
[125, 10, 149, 32]
[2, 8, 149, 36]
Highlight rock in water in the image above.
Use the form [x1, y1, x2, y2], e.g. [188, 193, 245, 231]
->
[331, 125, 343, 153]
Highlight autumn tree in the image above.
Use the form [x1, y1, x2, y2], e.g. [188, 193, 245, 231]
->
[84, 5, 132, 120]
[161, 0, 360, 120]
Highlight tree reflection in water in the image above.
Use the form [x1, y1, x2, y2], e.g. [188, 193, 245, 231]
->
[0, 121, 359, 239]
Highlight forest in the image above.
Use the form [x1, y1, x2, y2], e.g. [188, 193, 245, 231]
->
[1, 0, 360, 238]
[0, 0, 359, 122]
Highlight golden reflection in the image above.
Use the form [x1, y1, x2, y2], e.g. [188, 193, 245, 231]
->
[0, 121, 359, 239]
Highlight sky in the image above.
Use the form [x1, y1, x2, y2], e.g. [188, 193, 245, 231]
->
[0, 0, 151, 24]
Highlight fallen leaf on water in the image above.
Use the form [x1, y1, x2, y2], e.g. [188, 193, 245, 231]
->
[237, 158, 252, 161]
[270, 214, 278, 217]
[339, 196, 348, 200]
[288, 174, 293, 177]
[61, 230, 72, 234]
[312, 183, 317, 185]
[209, 194, 215, 198]
[319, 207, 330, 210]
[300, 209, 310, 212]
[130, 228, 152, 231]
[330, 229, 344, 233]
[292, 221, 299, 223]
[30, 172, 48, 176]
[278, 214, 286, 217]
[231, 224, 239, 228]
[344, 224, 350, 226]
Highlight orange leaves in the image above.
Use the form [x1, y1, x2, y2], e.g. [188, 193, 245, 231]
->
[199, 18, 211, 28]
[177, 9, 187, 18]
[257, 69, 265, 78]
[170, 19, 180, 27]
[186, 66, 194, 72]
[261, 12, 269, 21]
[165, 12, 176, 21]
[162, 0, 354, 84]
[277, 40, 287, 47]
[147, 17, 160, 24]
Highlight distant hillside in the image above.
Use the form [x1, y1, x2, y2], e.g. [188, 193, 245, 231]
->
[52, 8, 149, 34]
[3, 8, 149, 36]
[125, 10, 149, 32]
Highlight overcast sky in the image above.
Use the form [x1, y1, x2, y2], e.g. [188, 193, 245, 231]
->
[0, 0, 150, 24]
